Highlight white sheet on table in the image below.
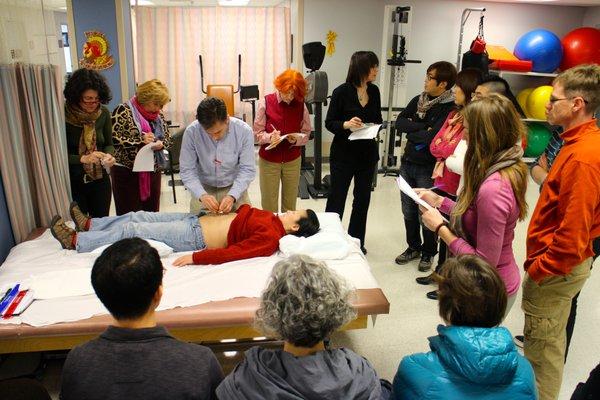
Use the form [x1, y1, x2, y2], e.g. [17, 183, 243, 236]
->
[0, 213, 379, 327]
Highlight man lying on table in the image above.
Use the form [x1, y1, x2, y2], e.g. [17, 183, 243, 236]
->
[50, 202, 320, 266]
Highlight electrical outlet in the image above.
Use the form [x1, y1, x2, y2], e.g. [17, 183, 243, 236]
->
[10, 49, 23, 59]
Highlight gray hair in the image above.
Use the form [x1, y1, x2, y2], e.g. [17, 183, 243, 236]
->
[255, 254, 356, 347]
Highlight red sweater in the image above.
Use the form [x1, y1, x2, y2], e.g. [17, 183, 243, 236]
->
[429, 111, 464, 196]
[192, 205, 286, 265]
[525, 119, 600, 282]
[258, 93, 304, 163]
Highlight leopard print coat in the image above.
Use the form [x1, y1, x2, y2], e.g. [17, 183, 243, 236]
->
[111, 103, 172, 171]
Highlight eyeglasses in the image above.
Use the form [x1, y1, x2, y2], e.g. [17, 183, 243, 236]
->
[82, 96, 100, 104]
[426, 74, 437, 82]
[549, 96, 588, 104]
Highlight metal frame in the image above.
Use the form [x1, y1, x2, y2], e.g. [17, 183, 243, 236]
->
[456, 7, 486, 70]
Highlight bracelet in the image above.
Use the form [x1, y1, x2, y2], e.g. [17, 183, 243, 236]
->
[434, 222, 448, 236]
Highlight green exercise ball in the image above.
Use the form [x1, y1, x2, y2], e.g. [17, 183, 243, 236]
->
[524, 123, 552, 157]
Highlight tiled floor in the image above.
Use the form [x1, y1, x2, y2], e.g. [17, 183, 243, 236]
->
[27, 163, 600, 399]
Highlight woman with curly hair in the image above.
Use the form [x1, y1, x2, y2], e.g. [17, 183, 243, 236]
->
[253, 69, 311, 212]
[111, 79, 172, 214]
[64, 68, 116, 217]
[217, 254, 391, 399]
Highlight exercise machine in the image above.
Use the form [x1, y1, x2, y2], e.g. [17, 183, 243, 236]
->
[299, 42, 329, 199]
[379, 6, 421, 182]
[199, 54, 259, 122]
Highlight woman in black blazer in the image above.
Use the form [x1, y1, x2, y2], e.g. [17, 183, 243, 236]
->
[325, 51, 382, 254]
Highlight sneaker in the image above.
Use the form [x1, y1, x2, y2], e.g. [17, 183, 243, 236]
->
[514, 335, 524, 348]
[395, 248, 421, 265]
[69, 201, 90, 232]
[426, 290, 438, 300]
[50, 215, 76, 250]
[415, 273, 435, 285]
[418, 255, 433, 272]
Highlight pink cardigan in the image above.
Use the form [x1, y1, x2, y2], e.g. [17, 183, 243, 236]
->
[430, 111, 464, 195]
[440, 172, 521, 296]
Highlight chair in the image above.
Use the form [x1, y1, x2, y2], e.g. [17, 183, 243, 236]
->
[207, 84, 235, 116]
[165, 127, 185, 203]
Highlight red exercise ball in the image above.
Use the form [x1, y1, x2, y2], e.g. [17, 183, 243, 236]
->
[560, 27, 600, 71]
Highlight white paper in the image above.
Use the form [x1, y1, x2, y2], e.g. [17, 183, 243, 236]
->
[395, 177, 449, 223]
[396, 176, 432, 210]
[348, 124, 381, 141]
[265, 134, 290, 150]
[132, 143, 156, 172]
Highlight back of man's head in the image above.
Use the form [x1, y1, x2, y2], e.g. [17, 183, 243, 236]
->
[555, 64, 600, 115]
[196, 97, 228, 129]
[427, 61, 457, 89]
[92, 238, 163, 321]
[479, 75, 526, 117]
[480, 76, 508, 95]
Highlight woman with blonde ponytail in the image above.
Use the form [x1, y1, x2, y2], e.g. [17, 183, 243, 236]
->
[417, 94, 528, 312]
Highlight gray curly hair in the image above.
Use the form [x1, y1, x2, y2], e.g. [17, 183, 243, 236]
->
[255, 254, 356, 348]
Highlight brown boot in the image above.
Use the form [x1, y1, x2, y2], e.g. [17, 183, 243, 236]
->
[50, 215, 76, 250]
[69, 202, 90, 232]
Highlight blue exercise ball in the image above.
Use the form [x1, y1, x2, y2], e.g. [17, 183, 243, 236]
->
[514, 29, 563, 73]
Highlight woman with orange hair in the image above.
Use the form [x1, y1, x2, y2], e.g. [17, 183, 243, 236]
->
[253, 69, 312, 212]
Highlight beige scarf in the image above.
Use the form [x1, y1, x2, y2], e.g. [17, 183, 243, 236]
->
[65, 103, 103, 181]
[449, 144, 523, 240]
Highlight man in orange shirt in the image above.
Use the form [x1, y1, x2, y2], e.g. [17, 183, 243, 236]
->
[523, 64, 600, 400]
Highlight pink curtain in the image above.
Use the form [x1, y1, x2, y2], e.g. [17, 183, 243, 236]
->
[133, 6, 291, 125]
[0, 64, 71, 243]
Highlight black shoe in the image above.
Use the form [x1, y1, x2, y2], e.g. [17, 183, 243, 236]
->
[361, 247, 367, 255]
[514, 335, 524, 348]
[415, 273, 434, 285]
[426, 290, 438, 300]
[418, 255, 433, 272]
[395, 248, 421, 265]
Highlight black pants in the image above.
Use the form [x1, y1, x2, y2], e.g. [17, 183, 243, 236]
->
[565, 237, 599, 361]
[70, 173, 111, 218]
[434, 190, 457, 273]
[325, 159, 377, 248]
[112, 165, 162, 215]
[399, 161, 437, 256]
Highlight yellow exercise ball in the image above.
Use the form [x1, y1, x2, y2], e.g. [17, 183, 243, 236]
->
[526, 85, 553, 120]
[517, 88, 534, 118]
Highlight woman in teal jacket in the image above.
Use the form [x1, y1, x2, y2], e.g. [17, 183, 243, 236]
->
[392, 255, 537, 400]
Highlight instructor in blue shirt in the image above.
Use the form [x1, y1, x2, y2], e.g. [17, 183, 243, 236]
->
[180, 97, 256, 214]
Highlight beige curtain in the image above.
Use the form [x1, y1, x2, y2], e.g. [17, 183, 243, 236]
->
[0, 63, 71, 243]
[132, 6, 291, 125]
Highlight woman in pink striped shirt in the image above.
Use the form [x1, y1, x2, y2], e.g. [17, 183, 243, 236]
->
[418, 94, 528, 313]
[419, 69, 483, 294]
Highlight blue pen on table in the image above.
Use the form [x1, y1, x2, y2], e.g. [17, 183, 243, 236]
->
[0, 284, 19, 314]
[0, 288, 11, 305]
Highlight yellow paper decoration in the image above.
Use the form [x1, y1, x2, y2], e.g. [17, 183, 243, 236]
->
[80, 30, 115, 70]
[326, 30, 338, 56]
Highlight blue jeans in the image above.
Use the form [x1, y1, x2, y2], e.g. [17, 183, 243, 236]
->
[399, 160, 437, 256]
[76, 211, 205, 253]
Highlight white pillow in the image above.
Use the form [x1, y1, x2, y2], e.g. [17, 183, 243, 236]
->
[90, 239, 174, 258]
[279, 231, 355, 260]
[315, 212, 345, 233]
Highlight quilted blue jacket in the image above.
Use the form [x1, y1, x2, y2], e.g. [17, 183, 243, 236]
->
[392, 325, 537, 400]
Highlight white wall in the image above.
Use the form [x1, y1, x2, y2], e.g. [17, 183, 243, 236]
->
[583, 6, 600, 27]
[302, 0, 587, 152]
[0, 3, 64, 67]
